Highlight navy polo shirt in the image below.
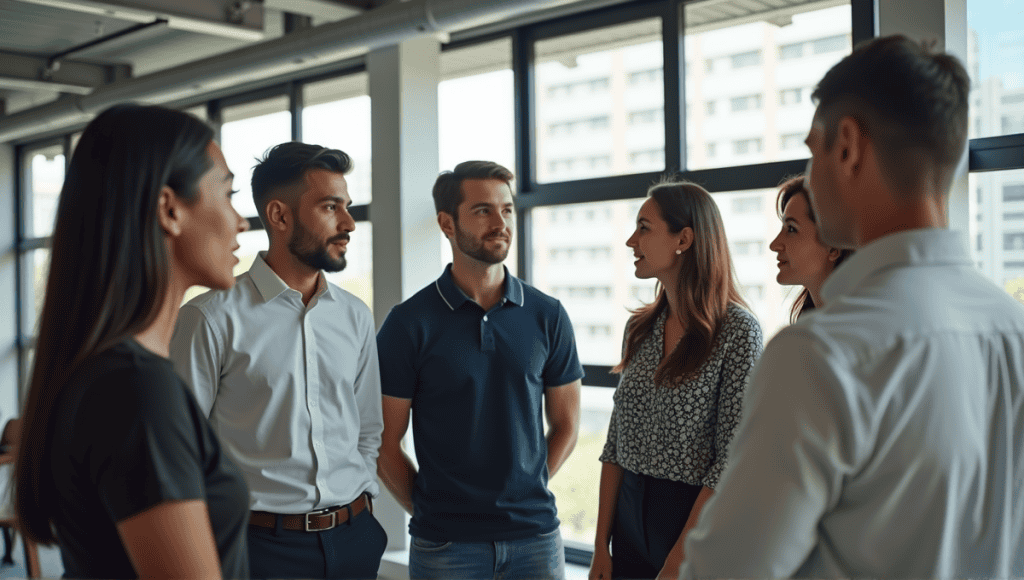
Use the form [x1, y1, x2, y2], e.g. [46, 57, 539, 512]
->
[377, 264, 584, 542]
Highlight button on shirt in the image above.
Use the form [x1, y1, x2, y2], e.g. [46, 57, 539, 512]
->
[377, 265, 584, 542]
[680, 229, 1024, 579]
[170, 252, 383, 513]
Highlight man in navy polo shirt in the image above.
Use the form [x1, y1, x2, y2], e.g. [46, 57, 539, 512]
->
[377, 160, 583, 580]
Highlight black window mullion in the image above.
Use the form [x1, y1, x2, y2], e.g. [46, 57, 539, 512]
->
[290, 80, 303, 143]
[513, 26, 535, 281]
[663, 0, 684, 172]
[969, 134, 1024, 172]
[851, 0, 877, 46]
[13, 144, 26, 399]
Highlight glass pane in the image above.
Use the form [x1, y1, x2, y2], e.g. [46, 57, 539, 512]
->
[971, 169, 1024, 305]
[302, 73, 372, 205]
[23, 249, 51, 336]
[529, 199, 656, 366]
[221, 96, 292, 218]
[186, 105, 208, 122]
[549, 385, 613, 544]
[324, 221, 373, 311]
[182, 228, 269, 304]
[684, 3, 852, 170]
[535, 18, 664, 183]
[967, 1, 1024, 139]
[439, 38, 515, 174]
[25, 144, 65, 239]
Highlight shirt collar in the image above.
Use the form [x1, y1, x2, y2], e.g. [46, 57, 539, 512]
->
[434, 263, 524, 311]
[821, 228, 971, 302]
[248, 251, 333, 303]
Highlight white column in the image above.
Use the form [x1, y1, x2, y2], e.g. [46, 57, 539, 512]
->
[368, 35, 443, 555]
[877, 0, 970, 236]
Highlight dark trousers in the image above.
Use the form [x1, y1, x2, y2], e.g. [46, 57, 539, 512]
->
[248, 508, 388, 579]
[611, 468, 701, 580]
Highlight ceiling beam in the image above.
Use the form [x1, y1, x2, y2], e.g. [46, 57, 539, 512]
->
[0, 51, 119, 95]
[263, 0, 365, 21]
[9, 0, 265, 41]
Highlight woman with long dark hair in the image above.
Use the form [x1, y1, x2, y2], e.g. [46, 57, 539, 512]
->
[589, 180, 764, 580]
[15, 104, 250, 579]
[769, 176, 853, 323]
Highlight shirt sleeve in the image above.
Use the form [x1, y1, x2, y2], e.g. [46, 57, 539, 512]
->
[169, 304, 222, 416]
[376, 307, 417, 399]
[81, 365, 208, 523]
[679, 327, 863, 579]
[542, 302, 585, 387]
[704, 310, 764, 489]
[354, 307, 384, 493]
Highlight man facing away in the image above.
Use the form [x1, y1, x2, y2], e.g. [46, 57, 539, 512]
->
[678, 35, 1023, 579]
[170, 142, 387, 579]
[376, 161, 583, 580]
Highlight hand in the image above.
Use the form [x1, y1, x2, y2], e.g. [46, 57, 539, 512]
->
[589, 546, 613, 580]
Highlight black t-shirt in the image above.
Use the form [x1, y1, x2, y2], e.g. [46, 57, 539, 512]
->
[48, 339, 249, 579]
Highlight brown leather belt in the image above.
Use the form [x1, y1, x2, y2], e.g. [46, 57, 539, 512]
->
[249, 494, 371, 532]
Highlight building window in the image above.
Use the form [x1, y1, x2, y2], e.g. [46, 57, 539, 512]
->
[1005, 233, 1024, 251]
[1003, 185, 1024, 202]
[733, 240, 764, 256]
[779, 42, 804, 60]
[627, 109, 662, 125]
[730, 94, 763, 112]
[704, 58, 715, 73]
[629, 148, 664, 166]
[730, 50, 762, 68]
[733, 138, 763, 155]
[779, 88, 803, 106]
[732, 197, 762, 214]
[706, 142, 717, 158]
[812, 34, 848, 54]
[780, 133, 805, 150]
[628, 68, 662, 85]
[1005, 212, 1024, 221]
[705, 100, 716, 115]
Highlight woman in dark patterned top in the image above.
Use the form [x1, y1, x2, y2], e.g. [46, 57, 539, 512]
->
[15, 105, 251, 579]
[769, 175, 853, 323]
[589, 180, 764, 580]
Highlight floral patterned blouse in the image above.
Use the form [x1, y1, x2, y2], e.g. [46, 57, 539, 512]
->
[599, 303, 764, 488]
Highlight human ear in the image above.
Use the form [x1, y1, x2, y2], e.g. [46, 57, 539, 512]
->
[265, 199, 290, 235]
[835, 116, 866, 178]
[677, 227, 695, 253]
[827, 248, 841, 262]
[437, 212, 455, 239]
[157, 185, 183, 237]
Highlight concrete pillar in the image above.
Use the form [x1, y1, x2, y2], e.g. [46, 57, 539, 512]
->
[878, 0, 970, 236]
[368, 35, 443, 553]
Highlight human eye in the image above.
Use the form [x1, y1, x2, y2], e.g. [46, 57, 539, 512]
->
[326, 203, 337, 211]
[228, 189, 239, 198]
[787, 225, 797, 233]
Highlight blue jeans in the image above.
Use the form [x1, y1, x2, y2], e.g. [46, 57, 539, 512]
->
[409, 528, 565, 580]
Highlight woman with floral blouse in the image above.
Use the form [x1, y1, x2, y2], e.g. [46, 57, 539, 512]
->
[589, 179, 764, 580]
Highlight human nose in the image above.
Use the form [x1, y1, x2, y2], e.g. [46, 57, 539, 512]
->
[626, 230, 638, 248]
[769, 229, 783, 253]
[236, 207, 249, 233]
[339, 207, 356, 232]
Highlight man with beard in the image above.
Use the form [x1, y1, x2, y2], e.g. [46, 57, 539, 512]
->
[170, 142, 386, 579]
[376, 161, 583, 580]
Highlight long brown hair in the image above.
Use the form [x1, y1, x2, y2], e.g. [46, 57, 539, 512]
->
[612, 180, 748, 386]
[776, 175, 853, 323]
[15, 104, 213, 544]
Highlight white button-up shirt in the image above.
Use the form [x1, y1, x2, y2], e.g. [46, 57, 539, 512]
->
[680, 228, 1024, 579]
[170, 252, 382, 513]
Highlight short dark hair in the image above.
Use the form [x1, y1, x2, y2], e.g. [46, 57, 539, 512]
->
[432, 160, 514, 221]
[251, 142, 352, 228]
[811, 34, 969, 196]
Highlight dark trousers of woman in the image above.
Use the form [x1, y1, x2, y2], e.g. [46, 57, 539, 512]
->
[611, 468, 701, 580]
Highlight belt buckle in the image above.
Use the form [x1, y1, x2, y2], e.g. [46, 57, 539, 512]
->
[305, 507, 337, 532]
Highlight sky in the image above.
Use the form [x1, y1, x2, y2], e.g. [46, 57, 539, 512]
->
[968, 0, 1024, 88]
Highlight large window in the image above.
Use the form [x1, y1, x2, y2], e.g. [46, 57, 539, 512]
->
[684, 4, 852, 169]
[967, 2, 1024, 139]
[24, 144, 64, 239]
[535, 18, 664, 183]
[220, 95, 292, 218]
[303, 73, 372, 205]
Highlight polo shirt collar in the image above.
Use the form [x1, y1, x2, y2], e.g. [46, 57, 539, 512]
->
[248, 251, 333, 303]
[435, 263, 524, 311]
[821, 228, 971, 303]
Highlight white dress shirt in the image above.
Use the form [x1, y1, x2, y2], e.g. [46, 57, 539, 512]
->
[170, 252, 383, 513]
[680, 228, 1024, 579]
